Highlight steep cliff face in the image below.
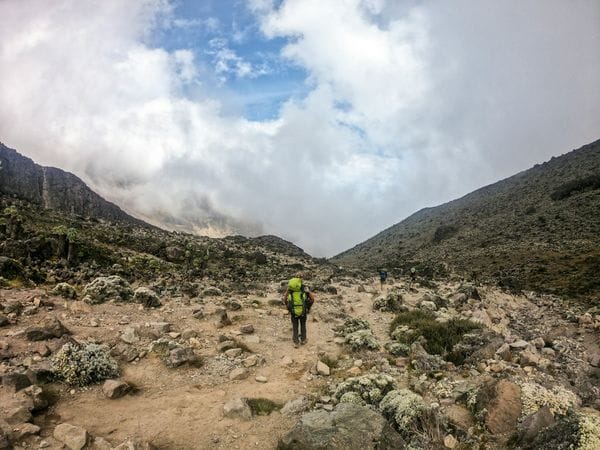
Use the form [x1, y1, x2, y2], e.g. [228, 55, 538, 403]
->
[0, 142, 145, 225]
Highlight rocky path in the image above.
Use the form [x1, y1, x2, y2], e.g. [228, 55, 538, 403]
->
[1, 276, 599, 449]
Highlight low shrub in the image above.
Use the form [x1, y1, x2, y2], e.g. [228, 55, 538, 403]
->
[51, 342, 119, 386]
[389, 310, 481, 356]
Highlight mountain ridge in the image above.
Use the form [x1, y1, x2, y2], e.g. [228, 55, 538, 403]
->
[333, 139, 600, 301]
[0, 142, 149, 227]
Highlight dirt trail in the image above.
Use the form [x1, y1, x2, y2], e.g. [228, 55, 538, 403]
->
[1, 277, 598, 449]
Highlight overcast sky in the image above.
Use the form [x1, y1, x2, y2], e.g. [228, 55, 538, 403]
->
[1, 0, 599, 256]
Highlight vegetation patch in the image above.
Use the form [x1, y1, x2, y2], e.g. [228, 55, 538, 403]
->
[389, 310, 481, 356]
[247, 398, 282, 416]
[550, 175, 600, 200]
[51, 342, 119, 386]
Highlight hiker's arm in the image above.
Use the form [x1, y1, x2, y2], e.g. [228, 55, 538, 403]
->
[307, 291, 315, 304]
[282, 288, 289, 305]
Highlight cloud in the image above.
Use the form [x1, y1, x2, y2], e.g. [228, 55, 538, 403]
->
[0, 0, 598, 257]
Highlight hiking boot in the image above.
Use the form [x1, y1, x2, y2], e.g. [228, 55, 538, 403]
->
[300, 339, 307, 345]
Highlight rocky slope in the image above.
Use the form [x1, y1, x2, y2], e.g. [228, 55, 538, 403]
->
[0, 143, 145, 226]
[333, 139, 600, 303]
[0, 146, 598, 449]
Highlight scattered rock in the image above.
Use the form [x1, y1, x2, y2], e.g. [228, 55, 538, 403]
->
[10, 423, 40, 441]
[0, 315, 8, 327]
[229, 368, 249, 381]
[316, 361, 330, 376]
[121, 327, 140, 344]
[519, 405, 555, 443]
[223, 397, 252, 420]
[224, 348, 243, 358]
[240, 324, 254, 334]
[281, 396, 309, 416]
[255, 375, 268, 383]
[243, 355, 260, 367]
[443, 434, 458, 449]
[278, 402, 405, 449]
[508, 340, 529, 350]
[53, 423, 89, 450]
[1, 372, 31, 392]
[164, 347, 198, 368]
[192, 307, 204, 319]
[214, 308, 232, 328]
[133, 287, 161, 308]
[25, 317, 69, 341]
[102, 379, 131, 399]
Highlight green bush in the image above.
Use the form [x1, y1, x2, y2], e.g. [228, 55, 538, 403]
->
[550, 175, 600, 200]
[51, 342, 119, 386]
[389, 310, 481, 356]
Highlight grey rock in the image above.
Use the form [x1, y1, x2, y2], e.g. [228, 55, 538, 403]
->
[519, 405, 555, 443]
[113, 439, 158, 450]
[9, 423, 40, 441]
[223, 397, 252, 420]
[240, 324, 255, 334]
[229, 368, 249, 381]
[133, 287, 161, 308]
[2, 372, 31, 392]
[164, 347, 197, 368]
[22, 385, 49, 411]
[25, 317, 69, 341]
[509, 340, 529, 350]
[0, 315, 9, 327]
[281, 396, 310, 416]
[121, 327, 140, 344]
[316, 361, 330, 376]
[53, 423, 89, 450]
[277, 402, 405, 449]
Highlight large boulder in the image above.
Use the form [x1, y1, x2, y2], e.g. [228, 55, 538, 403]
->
[25, 317, 70, 341]
[277, 402, 406, 449]
[82, 276, 133, 304]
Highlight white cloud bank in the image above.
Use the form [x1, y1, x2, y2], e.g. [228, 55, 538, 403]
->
[0, 0, 599, 256]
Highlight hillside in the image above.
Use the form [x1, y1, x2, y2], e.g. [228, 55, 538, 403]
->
[0, 143, 147, 226]
[0, 143, 598, 449]
[333, 139, 600, 302]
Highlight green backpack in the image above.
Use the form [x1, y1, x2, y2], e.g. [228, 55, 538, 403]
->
[287, 277, 308, 318]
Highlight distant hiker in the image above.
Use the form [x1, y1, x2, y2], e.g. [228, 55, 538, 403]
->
[409, 267, 417, 286]
[283, 274, 315, 348]
[378, 269, 388, 290]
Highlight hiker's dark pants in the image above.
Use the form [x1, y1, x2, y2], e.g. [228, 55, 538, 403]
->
[291, 315, 307, 343]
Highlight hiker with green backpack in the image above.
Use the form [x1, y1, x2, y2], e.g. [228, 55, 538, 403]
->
[283, 274, 315, 348]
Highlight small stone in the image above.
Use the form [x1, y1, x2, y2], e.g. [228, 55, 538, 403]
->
[229, 368, 249, 381]
[149, 322, 171, 333]
[280, 356, 293, 366]
[347, 366, 362, 376]
[509, 340, 529, 349]
[316, 361, 330, 376]
[241, 334, 260, 344]
[223, 397, 252, 419]
[353, 359, 363, 367]
[90, 319, 99, 327]
[541, 347, 556, 357]
[243, 355, 260, 367]
[168, 332, 181, 339]
[0, 315, 9, 327]
[53, 423, 89, 450]
[531, 338, 545, 349]
[2, 372, 31, 392]
[225, 348, 243, 358]
[495, 343, 512, 361]
[102, 379, 131, 399]
[280, 396, 309, 416]
[10, 423, 41, 441]
[39, 440, 51, 448]
[333, 337, 346, 345]
[121, 327, 139, 344]
[181, 329, 198, 340]
[444, 434, 458, 449]
[589, 353, 600, 368]
[240, 324, 254, 334]
[255, 375, 268, 383]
